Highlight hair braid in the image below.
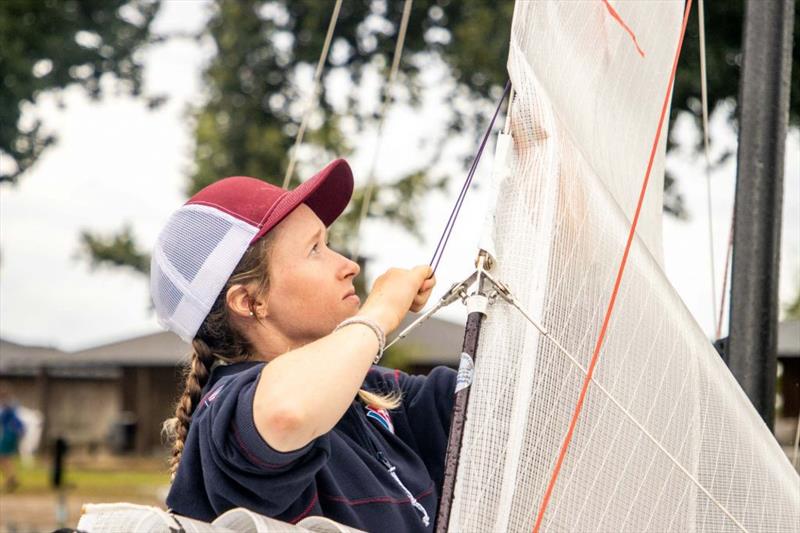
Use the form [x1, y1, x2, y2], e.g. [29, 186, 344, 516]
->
[164, 338, 215, 478]
[162, 235, 275, 479]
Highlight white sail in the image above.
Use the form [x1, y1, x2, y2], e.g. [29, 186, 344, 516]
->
[450, 1, 800, 532]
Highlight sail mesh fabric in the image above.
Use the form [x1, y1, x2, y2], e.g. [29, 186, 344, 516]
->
[448, 1, 800, 532]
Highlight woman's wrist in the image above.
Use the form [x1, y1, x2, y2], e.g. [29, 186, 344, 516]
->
[358, 303, 396, 334]
[334, 315, 386, 364]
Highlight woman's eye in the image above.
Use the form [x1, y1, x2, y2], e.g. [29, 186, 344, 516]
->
[311, 239, 329, 255]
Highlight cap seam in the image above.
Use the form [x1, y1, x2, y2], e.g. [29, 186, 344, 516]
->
[153, 246, 209, 312]
[187, 200, 261, 226]
[258, 191, 291, 227]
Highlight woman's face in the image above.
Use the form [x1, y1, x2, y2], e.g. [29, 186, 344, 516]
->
[261, 203, 361, 346]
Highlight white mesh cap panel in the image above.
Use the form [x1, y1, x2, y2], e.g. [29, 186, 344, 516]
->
[151, 204, 259, 342]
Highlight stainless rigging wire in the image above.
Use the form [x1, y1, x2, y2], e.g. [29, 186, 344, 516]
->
[350, 0, 414, 261]
[282, 0, 343, 189]
[698, 0, 718, 336]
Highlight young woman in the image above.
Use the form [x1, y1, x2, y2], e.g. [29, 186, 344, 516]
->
[153, 159, 456, 531]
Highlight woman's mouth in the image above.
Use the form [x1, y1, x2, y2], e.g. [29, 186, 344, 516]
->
[343, 290, 360, 304]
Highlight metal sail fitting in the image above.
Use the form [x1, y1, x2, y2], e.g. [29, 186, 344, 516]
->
[385, 250, 502, 352]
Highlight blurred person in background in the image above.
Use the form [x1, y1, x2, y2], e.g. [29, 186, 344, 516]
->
[0, 385, 26, 492]
[15, 406, 43, 466]
[156, 159, 454, 531]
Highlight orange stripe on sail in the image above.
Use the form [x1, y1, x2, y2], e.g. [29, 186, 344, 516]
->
[531, 1, 694, 532]
[602, 0, 646, 58]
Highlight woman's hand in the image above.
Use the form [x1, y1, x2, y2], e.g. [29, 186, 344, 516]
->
[360, 265, 436, 334]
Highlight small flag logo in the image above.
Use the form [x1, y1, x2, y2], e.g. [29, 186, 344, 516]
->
[365, 406, 395, 434]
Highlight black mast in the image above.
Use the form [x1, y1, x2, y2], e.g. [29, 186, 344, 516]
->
[726, 0, 794, 429]
[434, 253, 491, 532]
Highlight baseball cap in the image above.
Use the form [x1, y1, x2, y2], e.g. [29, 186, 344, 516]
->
[150, 159, 354, 341]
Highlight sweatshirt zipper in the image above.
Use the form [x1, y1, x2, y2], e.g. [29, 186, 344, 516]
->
[354, 406, 431, 527]
[376, 451, 431, 527]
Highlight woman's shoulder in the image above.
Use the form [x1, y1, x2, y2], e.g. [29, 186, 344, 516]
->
[193, 361, 266, 418]
[206, 360, 265, 389]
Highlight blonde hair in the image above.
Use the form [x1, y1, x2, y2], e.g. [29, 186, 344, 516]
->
[163, 232, 399, 478]
[358, 389, 401, 411]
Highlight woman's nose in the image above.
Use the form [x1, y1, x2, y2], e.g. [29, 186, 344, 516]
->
[339, 253, 360, 279]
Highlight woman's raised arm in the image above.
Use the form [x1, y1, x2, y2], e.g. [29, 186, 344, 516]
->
[253, 265, 435, 452]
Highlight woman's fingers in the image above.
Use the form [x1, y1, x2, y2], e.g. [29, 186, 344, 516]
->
[419, 275, 436, 292]
[362, 266, 437, 332]
[410, 287, 435, 313]
[409, 273, 435, 312]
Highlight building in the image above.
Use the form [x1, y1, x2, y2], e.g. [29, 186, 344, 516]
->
[0, 334, 186, 455]
[3, 318, 799, 456]
[0, 315, 464, 454]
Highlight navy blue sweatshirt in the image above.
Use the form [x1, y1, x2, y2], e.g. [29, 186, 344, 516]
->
[166, 362, 456, 532]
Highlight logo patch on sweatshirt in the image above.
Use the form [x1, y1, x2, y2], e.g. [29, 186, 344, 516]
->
[365, 406, 394, 434]
[202, 383, 227, 409]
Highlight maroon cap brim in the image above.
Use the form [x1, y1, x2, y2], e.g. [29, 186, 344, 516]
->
[251, 159, 354, 243]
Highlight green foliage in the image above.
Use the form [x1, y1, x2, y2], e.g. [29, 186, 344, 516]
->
[186, 0, 504, 254]
[676, 2, 800, 133]
[189, 0, 799, 229]
[173, 0, 800, 266]
[5, 0, 795, 277]
[0, 0, 161, 182]
[79, 225, 150, 274]
[666, 2, 800, 217]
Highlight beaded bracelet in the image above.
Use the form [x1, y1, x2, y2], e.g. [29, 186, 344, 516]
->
[333, 315, 386, 365]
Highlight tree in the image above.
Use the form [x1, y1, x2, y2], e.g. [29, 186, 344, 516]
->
[80, 224, 150, 274]
[26, 0, 795, 275]
[0, 0, 162, 183]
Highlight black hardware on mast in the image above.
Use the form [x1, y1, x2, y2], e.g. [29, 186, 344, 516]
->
[727, 0, 794, 430]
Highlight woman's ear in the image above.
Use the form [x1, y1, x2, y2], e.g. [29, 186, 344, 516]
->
[225, 284, 268, 319]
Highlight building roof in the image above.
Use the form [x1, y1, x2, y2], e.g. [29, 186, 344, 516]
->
[0, 315, 465, 374]
[67, 331, 190, 366]
[0, 339, 66, 372]
[0, 339, 120, 378]
[0, 332, 188, 377]
[3, 318, 797, 374]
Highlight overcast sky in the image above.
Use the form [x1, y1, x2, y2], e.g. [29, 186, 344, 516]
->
[1, 1, 798, 351]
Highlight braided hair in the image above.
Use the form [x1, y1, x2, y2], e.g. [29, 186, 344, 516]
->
[163, 234, 275, 478]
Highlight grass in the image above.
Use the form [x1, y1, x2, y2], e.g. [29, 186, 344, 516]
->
[6, 456, 170, 499]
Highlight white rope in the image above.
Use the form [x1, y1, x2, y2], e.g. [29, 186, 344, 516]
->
[282, 0, 343, 189]
[350, 0, 414, 260]
[500, 292, 750, 533]
[698, 0, 718, 337]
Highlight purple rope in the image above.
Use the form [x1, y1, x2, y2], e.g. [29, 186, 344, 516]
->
[429, 80, 511, 274]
